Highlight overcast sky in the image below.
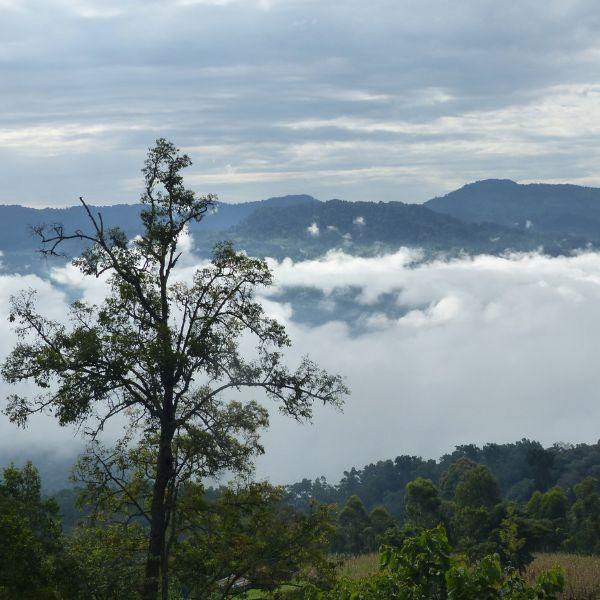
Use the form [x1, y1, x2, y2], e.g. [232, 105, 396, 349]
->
[3, 0, 600, 206]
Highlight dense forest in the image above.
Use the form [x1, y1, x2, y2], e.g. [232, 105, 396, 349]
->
[285, 438, 600, 514]
[282, 439, 600, 559]
[7, 437, 600, 597]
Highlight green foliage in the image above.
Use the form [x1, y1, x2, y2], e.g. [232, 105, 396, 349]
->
[527, 487, 568, 522]
[454, 465, 501, 509]
[286, 443, 600, 565]
[369, 506, 395, 539]
[286, 439, 600, 518]
[62, 524, 146, 599]
[564, 477, 600, 554]
[440, 458, 477, 501]
[305, 526, 564, 600]
[524, 487, 568, 552]
[333, 495, 374, 554]
[171, 481, 337, 597]
[0, 463, 65, 599]
[404, 477, 443, 528]
[448, 464, 506, 564]
[0, 459, 337, 600]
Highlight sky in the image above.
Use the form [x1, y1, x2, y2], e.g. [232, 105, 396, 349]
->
[4, 247, 600, 485]
[3, 0, 600, 206]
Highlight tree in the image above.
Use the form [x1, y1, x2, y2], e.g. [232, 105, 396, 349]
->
[0, 462, 65, 599]
[450, 464, 502, 559]
[369, 505, 395, 538]
[439, 457, 477, 500]
[172, 481, 336, 597]
[62, 523, 147, 600]
[334, 495, 372, 554]
[404, 477, 442, 529]
[454, 464, 500, 509]
[1, 139, 348, 600]
[564, 476, 600, 554]
[526, 487, 568, 551]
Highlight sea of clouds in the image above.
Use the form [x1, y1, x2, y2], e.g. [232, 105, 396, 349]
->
[2, 245, 600, 485]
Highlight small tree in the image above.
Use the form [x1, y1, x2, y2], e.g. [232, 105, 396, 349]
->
[1, 139, 348, 600]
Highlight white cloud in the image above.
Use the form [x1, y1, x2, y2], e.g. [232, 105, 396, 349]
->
[253, 249, 600, 481]
[5, 244, 600, 486]
[306, 222, 319, 236]
[266, 248, 422, 302]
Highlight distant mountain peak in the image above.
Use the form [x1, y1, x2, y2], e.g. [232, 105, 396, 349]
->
[463, 178, 519, 188]
[425, 179, 600, 239]
[260, 194, 319, 204]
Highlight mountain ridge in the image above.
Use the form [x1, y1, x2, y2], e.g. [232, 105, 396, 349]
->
[3, 180, 600, 273]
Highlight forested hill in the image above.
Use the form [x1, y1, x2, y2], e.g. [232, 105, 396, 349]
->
[425, 178, 600, 238]
[222, 198, 586, 260]
[284, 439, 600, 518]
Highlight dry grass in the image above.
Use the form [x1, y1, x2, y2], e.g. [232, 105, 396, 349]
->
[337, 553, 379, 579]
[527, 553, 600, 600]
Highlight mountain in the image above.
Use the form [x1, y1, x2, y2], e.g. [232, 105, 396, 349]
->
[216, 198, 588, 260]
[2, 182, 600, 275]
[195, 194, 318, 232]
[425, 179, 600, 239]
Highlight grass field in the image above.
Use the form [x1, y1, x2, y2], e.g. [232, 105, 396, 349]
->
[337, 552, 379, 579]
[526, 553, 600, 600]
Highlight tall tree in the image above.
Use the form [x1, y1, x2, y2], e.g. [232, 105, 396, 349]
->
[334, 495, 372, 554]
[1, 139, 347, 600]
[565, 476, 600, 554]
[404, 477, 442, 529]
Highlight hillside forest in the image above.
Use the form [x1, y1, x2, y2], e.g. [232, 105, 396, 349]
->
[5, 438, 600, 598]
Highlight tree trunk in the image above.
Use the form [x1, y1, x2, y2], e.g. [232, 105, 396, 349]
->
[141, 423, 175, 600]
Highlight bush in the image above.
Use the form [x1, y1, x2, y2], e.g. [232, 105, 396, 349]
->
[305, 525, 564, 599]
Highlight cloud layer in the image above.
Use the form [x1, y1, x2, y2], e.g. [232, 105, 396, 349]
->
[3, 247, 600, 484]
[3, 1, 600, 205]
[253, 250, 600, 481]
